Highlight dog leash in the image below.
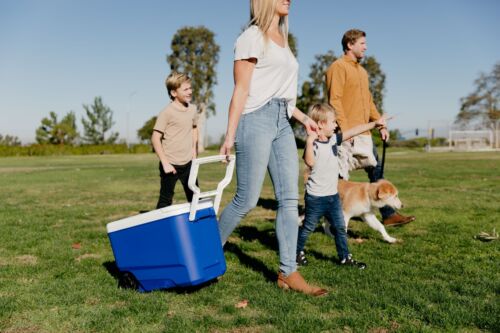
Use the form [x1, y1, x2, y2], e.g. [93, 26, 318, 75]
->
[380, 139, 387, 178]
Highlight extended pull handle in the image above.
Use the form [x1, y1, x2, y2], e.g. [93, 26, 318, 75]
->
[188, 155, 235, 221]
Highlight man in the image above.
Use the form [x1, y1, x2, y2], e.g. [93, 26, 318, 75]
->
[325, 29, 415, 226]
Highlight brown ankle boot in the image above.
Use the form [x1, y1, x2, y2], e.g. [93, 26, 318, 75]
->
[277, 271, 328, 297]
[383, 213, 415, 227]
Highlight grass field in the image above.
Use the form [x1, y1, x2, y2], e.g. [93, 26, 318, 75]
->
[0, 150, 499, 332]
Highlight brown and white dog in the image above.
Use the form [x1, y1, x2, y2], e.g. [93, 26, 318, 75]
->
[326, 179, 402, 243]
[299, 177, 403, 243]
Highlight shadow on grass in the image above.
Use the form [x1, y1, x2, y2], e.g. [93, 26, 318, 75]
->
[257, 198, 305, 216]
[257, 198, 277, 211]
[103, 261, 121, 280]
[307, 249, 337, 264]
[234, 225, 278, 251]
[102, 261, 219, 294]
[227, 217, 332, 277]
[224, 242, 276, 283]
[346, 228, 365, 239]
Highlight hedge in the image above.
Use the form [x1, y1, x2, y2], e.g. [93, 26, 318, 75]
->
[0, 144, 153, 157]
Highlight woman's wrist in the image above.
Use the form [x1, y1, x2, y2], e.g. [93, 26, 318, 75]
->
[301, 114, 310, 126]
[225, 128, 236, 139]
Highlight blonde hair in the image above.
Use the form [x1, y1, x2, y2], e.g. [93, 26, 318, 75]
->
[249, 0, 288, 44]
[308, 103, 335, 124]
[165, 71, 190, 100]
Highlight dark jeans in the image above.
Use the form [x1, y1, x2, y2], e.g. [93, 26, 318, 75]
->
[156, 161, 194, 209]
[297, 192, 349, 261]
[365, 144, 395, 219]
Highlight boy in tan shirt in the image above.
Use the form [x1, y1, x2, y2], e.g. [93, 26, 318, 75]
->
[151, 72, 198, 208]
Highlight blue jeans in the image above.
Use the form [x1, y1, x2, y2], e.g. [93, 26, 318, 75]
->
[366, 144, 395, 219]
[218, 98, 299, 276]
[297, 192, 350, 261]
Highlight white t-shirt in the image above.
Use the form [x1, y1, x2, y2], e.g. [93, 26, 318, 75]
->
[234, 25, 299, 118]
[306, 133, 343, 197]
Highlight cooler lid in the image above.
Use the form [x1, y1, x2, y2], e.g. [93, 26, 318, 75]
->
[106, 198, 214, 233]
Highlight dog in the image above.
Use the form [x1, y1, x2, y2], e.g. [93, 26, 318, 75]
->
[299, 177, 403, 243]
[331, 179, 402, 243]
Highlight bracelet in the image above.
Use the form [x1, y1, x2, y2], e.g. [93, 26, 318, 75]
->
[302, 115, 309, 124]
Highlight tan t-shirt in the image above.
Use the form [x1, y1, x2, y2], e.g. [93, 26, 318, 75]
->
[153, 102, 198, 165]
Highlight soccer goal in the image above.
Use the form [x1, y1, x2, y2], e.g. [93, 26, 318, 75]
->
[448, 130, 495, 151]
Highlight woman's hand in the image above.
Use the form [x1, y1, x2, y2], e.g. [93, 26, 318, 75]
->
[304, 117, 319, 135]
[292, 108, 319, 135]
[219, 136, 234, 157]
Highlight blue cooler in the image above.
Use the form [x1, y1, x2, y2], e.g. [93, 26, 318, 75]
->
[107, 155, 235, 292]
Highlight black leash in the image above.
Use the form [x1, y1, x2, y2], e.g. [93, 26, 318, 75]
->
[380, 139, 387, 178]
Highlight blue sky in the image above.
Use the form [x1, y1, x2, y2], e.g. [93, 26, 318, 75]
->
[1, 0, 499, 143]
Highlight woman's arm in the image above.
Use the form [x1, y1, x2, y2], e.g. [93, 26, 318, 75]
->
[219, 59, 257, 156]
[291, 107, 318, 135]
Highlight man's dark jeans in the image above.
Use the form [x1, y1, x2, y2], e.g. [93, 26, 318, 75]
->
[156, 161, 194, 209]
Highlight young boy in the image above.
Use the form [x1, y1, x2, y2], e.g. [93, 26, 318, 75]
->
[151, 72, 198, 209]
[296, 103, 389, 269]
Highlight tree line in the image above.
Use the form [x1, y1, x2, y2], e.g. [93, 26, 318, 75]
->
[34, 96, 119, 146]
[1, 26, 497, 148]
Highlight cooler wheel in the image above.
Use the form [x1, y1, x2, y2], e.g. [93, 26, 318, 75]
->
[119, 272, 139, 290]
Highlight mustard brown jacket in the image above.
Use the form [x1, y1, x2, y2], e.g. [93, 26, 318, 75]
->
[325, 55, 381, 135]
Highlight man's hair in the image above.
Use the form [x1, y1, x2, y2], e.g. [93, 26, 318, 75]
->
[308, 103, 335, 123]
[165, 72, 190, 100]
[342, 29, 366, 52]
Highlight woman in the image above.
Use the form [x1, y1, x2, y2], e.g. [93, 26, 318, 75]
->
[219, 0, 327, 296]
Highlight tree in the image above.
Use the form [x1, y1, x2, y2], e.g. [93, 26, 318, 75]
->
[297, 51, 386, 115]
[295, 50, 337, 141]
[455, 62, 500, 129]
[296, 50, 337, 112]
[36, 111, 79, 145]
[167, 26, 220, 152]
[288, 32, 298, 57]
[0, 134, 21, 146]
[361, 56, 386, 115]
[81, 97, 119, 145]
[294, 51, 386, 142]
[137, 116, 157, 143]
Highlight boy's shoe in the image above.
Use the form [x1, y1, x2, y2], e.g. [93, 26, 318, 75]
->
[340, 254, 366, 270]
[296, 251, 308, 266]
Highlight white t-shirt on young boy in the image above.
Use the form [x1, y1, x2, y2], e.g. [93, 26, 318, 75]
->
[234, 25, 298, 118]
[306, 133, 343, 197]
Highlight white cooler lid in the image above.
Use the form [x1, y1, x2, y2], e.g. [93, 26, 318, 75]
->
[106, 199, 214, 233]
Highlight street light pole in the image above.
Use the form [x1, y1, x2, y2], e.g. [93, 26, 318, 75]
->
[127, 91, 137, 147]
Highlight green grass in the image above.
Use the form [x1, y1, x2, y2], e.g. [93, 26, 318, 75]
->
[0, 150, 499, 332]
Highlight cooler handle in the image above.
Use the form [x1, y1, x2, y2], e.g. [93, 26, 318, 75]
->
[188, 155, 235, 221]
